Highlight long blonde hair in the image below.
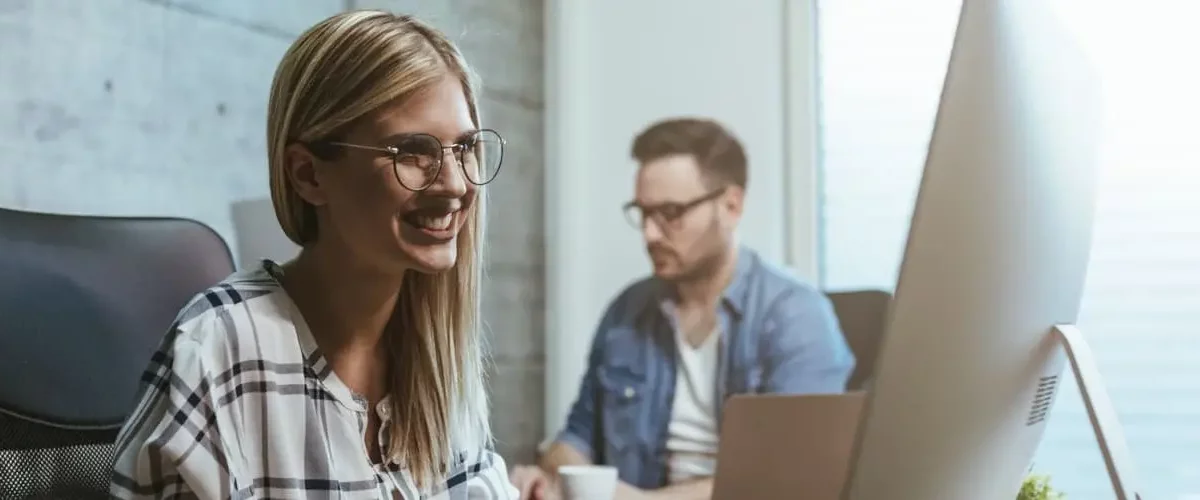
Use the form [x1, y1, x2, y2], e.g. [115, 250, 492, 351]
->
[265, 10, 491, 486]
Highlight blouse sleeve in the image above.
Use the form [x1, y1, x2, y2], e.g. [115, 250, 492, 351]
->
[109, 327, 243, 500]
[463, 449, 520, 499]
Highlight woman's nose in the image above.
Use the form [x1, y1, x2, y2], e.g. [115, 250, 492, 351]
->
[425, 149, 469, 197]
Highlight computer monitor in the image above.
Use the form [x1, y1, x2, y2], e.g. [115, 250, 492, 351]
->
[840, 1, 1140, 499]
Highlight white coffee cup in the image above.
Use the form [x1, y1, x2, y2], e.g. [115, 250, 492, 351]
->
[557, 465, 618, 500]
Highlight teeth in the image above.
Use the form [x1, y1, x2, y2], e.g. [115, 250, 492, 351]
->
[413, 214, 452, 230]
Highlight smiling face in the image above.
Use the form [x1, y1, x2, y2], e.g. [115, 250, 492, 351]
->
[284, 73, 478, 275]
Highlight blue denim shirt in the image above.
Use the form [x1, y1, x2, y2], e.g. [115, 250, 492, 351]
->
[554, 248, 856, 489]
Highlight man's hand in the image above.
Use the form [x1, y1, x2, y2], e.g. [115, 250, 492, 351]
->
[510, 465, 559, 500]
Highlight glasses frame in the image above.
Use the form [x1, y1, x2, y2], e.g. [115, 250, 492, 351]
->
[623, 187, 727, 231]
[327, 128, 506, 192]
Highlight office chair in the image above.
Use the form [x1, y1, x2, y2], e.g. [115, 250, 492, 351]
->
[0, 207, 234, 499]
[826, 290, 892, 391]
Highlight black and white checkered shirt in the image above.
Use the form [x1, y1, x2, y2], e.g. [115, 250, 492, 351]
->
[110, 262, 517, 499]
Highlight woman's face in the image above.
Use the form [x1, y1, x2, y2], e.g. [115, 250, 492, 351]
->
[290, 73, 479, 274]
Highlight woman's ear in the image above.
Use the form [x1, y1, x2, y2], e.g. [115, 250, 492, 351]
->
[284, 143, 329, 207]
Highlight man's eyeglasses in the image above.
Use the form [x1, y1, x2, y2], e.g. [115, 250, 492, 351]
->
[327, 129, 505, 192]
[623, 188, 726, 230]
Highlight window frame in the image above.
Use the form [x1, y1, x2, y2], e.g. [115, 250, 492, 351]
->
[783, 0, 824, 286]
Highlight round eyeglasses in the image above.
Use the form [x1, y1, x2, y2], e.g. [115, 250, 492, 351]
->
[329, 129, 505, 191]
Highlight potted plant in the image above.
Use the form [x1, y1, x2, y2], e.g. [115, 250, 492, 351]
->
[1018, 473, 1065, 500]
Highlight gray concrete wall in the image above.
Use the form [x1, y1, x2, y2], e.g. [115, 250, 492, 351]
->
[0, 0, 545, 463]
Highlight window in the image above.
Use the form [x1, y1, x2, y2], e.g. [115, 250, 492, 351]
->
[816, 1, 1200, 497]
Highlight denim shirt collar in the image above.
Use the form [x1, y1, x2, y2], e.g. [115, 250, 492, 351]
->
[649, 246, 756, 321]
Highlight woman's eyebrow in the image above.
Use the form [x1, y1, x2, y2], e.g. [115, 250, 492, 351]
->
[376, 129, 480, 146]
[376, 132, 420, 145]
[451, 128, 481, 144]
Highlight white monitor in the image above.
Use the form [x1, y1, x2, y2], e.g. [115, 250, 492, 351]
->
[840, 1, 1136, 499]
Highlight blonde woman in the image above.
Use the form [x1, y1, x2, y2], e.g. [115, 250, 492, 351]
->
[110, 10, 517, 499]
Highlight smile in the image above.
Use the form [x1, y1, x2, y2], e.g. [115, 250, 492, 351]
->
[401, 209, 460, 243]
[411, 213, 453, 231]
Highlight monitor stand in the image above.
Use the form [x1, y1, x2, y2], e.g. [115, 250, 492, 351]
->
[1053, 325, 1144, 500]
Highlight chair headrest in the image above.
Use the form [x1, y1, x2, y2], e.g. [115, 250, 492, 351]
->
[0, 208, 233, 428]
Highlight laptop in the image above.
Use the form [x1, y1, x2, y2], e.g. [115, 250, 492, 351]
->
[711, 391, 865, 500]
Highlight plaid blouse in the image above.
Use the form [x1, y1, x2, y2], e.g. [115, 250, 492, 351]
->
[110, 262, 517, 499]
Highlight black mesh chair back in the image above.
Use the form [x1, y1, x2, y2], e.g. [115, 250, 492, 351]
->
[0, 207, 234, 499]
[826, 290, 893, 391]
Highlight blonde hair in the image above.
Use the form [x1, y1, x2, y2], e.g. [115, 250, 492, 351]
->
[265, 10, 490, 486]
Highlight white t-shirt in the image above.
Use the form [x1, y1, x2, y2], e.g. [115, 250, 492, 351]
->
[665, 328, 722, 484]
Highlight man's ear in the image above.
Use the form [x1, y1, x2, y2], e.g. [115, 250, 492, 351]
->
[724, 185, 745, 218]
[284, 143, 328, 207]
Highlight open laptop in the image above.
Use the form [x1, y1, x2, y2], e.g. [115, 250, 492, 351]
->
[711, 392, 865, 500]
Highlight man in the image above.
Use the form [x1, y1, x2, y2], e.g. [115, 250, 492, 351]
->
[513, 117, 855, 499]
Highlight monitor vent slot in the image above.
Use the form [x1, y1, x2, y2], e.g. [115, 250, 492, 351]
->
[1025, 375, 1059, 426]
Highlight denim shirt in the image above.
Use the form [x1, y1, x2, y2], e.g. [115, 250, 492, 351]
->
[554, 248, 857, 489]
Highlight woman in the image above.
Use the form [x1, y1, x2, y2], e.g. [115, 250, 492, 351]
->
[110, 10, 516, 499]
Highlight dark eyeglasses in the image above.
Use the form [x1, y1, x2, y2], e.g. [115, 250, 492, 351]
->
[328, 129, 505, 191]
[623, 188, 727, 230]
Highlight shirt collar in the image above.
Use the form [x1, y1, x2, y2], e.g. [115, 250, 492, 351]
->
[261, 259, 367, 412]
[653, 246, 756, 319]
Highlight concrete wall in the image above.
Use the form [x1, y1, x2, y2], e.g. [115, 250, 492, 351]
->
[0, 0, 545, 463]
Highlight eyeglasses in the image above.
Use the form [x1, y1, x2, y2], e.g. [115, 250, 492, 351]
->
[328, 129, 505, 191]
[623, 188, 726, 230]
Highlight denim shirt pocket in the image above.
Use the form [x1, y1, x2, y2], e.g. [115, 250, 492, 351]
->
[596, 361, 646, 460]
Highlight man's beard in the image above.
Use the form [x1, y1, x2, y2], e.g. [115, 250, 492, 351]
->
[678, 245, 727, 282]
[668, 223, 730, 284]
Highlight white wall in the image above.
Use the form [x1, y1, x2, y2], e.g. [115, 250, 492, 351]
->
[543, 0, 817, 438]
[231, 198, 300, 269]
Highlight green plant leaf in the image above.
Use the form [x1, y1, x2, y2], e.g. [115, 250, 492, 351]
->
[1018, 474, 1065, 500]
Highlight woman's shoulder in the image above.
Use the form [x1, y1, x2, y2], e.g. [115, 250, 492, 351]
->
[165, 266, 298, 364]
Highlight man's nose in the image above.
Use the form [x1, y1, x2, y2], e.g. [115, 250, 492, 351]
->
[642, 217, 665, 243]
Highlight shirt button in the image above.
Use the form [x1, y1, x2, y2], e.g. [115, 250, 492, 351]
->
[624, 386, 636, 399]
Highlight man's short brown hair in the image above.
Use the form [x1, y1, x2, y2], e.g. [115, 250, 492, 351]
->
[630, 117, 748, 189]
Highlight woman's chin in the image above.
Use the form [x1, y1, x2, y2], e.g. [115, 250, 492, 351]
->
[401, 241, 458, 273]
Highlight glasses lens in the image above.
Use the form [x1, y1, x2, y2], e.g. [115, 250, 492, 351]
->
[461, 129, 504, 185]
[393, 135, 442, 190]
[623, 205, 643, 229]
